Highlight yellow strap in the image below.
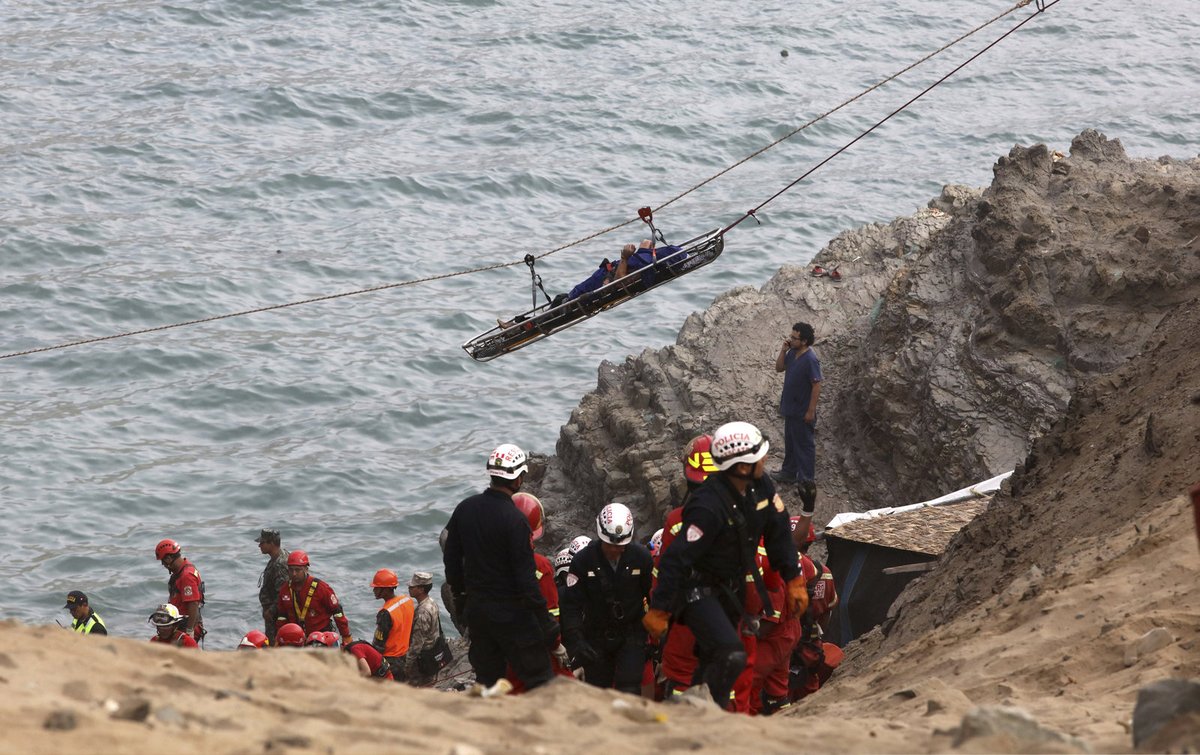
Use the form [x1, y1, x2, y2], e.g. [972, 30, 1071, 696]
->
[292, 580, 318, 622]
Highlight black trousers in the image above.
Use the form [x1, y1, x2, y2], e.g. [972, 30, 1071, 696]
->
[466, 604, 552, 690]
[583, 630, 647, 695]
[680, 594, 747, 706]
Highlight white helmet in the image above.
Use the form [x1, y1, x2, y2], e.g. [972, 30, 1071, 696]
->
[553, 548, 572, 579]
[711, 421, 769, 470]
[486, 443, 528, 480]
[649, 528, 664, 555]
[568, 535, 592, 556]
[148, 603, 183, 627]
[596, 502, 634, 545]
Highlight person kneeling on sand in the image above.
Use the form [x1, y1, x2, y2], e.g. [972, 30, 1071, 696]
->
[148, 603, 197, 648]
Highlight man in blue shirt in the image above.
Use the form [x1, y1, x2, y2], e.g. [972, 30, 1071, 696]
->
[557, 239, 682, 304]
[774, 322, 822, 487]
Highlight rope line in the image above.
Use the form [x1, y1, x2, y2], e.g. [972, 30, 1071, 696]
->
[720, 0, 1055, 236]
[0, 0, 1052, 362]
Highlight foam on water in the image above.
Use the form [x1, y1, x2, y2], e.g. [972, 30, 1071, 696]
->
[1, 0, 1196, 641]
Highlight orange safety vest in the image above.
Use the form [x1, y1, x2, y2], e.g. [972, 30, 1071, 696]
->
[380, 595, 414, 658]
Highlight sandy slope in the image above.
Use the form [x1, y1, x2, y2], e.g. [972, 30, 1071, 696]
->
[2, 304, 1197, 753]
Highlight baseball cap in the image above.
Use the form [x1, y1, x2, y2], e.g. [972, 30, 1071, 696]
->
[408, 571, 434, 588]
[63, 590, 88, 608]
[255, 528, 281, 544]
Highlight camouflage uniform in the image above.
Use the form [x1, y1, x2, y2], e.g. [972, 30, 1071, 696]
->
[258, 548, 289, 637]
[406, 594, 442, 686]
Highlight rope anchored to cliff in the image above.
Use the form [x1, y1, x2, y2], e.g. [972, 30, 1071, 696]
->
[0, 0, 1061, 362]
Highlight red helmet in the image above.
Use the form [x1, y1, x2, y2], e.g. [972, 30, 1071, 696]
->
[370, 569, 399, 588]
[238, 630, 269, 649]
[276, 623, 306, 647]
[789, 516, 817, 544]
[683, 435, 718, 484]
[155, 539, 181, 560]
[287, 550, 309, 567]
[306, 631, 337, 647]
[511, 492, 545, 541]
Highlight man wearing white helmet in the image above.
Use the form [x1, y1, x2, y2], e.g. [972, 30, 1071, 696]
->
[644, 421, 807, 709]
[443, 444, 561, 691]
[560, 502, 654, 695]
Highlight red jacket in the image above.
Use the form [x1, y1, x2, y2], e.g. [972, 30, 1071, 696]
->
[534, 553, 560, 626]
[277, 577, 350, 638]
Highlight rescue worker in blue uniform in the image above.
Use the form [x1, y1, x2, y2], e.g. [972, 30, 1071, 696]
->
[561, 502, 653, 695]
[644, 421, 808, 708]
[443, 443, 561, 691]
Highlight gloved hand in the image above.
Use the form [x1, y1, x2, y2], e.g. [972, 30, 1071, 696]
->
[551, 643, 570, 668]
[642, 608, 671, 640]
[537, 611, 561, 649]
[797, 481, 817, 516]
[571, 641, 600, 668]
[341, 635, 354, 647]
[786, 576, 809, 618]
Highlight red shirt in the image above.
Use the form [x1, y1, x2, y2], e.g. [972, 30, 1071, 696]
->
[346, 642, 393, 680]
[150, 630, 198, 648]
[534, 553, 560, 624]
[801, 554, 838, 626]
[277, 577, 351, 638]
[168, 559, 203, 608]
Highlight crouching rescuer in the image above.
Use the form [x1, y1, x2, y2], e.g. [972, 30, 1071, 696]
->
[643, 421, 808, 708]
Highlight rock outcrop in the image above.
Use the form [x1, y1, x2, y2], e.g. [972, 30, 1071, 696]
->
[533, 130, 1200, 554]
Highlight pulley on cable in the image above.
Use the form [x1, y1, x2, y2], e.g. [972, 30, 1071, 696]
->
[461, 208, 724, 362]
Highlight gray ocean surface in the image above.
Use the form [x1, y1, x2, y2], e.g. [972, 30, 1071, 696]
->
[2, 0, 1196, 644]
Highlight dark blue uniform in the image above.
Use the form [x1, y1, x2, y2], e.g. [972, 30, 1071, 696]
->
[561, 540, 653, 694]
[651, 473, 800, 705]
[443, 487, 556, 689]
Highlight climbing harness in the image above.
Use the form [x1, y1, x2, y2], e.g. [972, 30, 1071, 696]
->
[0, 0, 1060, 363]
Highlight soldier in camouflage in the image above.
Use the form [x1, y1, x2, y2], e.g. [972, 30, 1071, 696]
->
[406, 571, 442, 686]
[256, 528, 289, 643]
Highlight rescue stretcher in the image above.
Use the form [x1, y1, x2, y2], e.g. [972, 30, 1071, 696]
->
[462, 227, 725, 362]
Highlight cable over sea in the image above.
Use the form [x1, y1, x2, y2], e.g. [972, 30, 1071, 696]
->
[1, 0, 1196, 643]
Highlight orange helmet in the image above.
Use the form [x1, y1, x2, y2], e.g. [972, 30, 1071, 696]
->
[287, 550, 309, 567]
[370, 569, 399, 588]
[512, 492, 545, 541]
[683, 435, 718, 484]
[238, 630, 269, 649]
[155, 539, 181, 560]
[276, 623, 306, 647]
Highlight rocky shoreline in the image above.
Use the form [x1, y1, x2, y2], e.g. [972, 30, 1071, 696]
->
[532, 130, 1200, 555]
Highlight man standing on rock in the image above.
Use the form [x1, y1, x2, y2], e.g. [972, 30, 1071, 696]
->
[774, 322, 822, 506]
[256, 528, 288, 643]
[443, 443, 560, 692]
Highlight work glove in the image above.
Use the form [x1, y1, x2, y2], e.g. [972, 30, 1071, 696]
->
[786, 576, 809, 618]
[341, 635, 353, 647]
[797, 481, 817, 516]
[551, 643, 570, 668]
[641, 608, 671, 640]
[570, 641, 600, 668]
[537, 611, 561, 649]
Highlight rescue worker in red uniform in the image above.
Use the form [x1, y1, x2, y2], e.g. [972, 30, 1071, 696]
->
[276, 550, 352, 645]
[507, 492, 571, 692]
[749, 538, 800, 715]
[443, 444, 560, 692]
[148, 603, 198, 648]
[370, 568, 414, 681]
[345, 640, 394, 680]
[790, 519, 842, 701]
[157, 539, 205, 643]
[654, 434, 717, 699]
[645, 422, 807, 709]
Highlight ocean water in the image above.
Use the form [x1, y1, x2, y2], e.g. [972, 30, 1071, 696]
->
[1, 0, 1196, 643]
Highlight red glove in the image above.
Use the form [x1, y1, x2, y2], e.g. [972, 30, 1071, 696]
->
[642, 608, 671, 639]
[786, 576, 809, 618]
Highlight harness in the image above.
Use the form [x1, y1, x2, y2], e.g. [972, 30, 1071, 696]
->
[168, 562, 206, 605]
[706, 480, 775, 633]
[588, 557, 637, 642]
[291, 580, 319, 623]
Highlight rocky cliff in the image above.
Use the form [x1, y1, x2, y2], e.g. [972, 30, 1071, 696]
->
[532, 130, 1200, 550]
